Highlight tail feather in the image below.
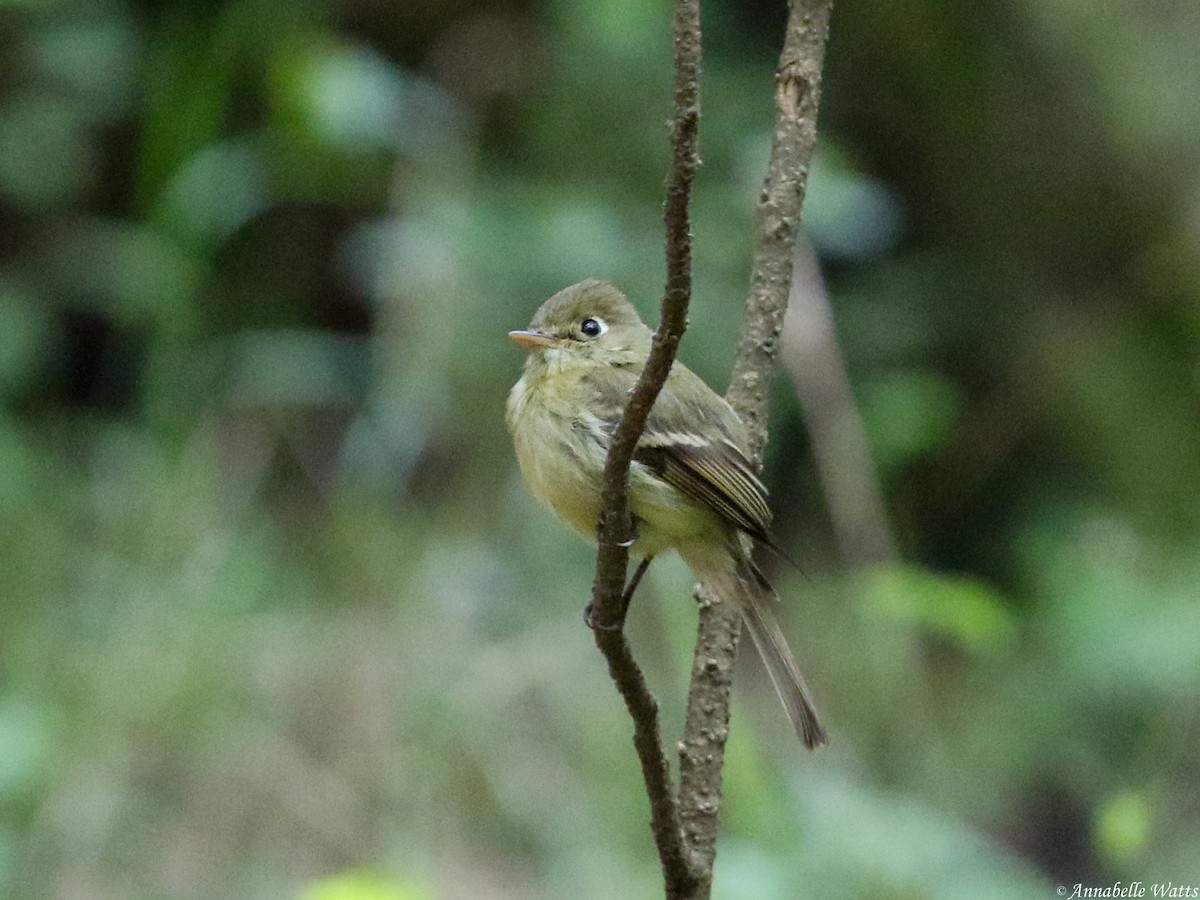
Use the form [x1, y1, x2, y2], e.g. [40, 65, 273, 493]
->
[681, 543, 828, 749]
[739, 591, 828, 749]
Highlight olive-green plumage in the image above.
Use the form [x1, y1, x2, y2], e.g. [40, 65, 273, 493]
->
[506, 279, 826, 749]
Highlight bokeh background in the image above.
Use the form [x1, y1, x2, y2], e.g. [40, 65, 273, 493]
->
[3, 0, 1200, 897]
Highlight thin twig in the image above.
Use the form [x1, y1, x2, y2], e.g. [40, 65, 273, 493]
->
[589, 0, 703, 895]
[677, 0, 834, 880]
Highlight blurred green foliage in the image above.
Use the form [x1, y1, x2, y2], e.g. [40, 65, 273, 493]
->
[2, 0, 1199, 897]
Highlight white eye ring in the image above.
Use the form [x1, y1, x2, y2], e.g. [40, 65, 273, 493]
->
[580, 317, 606, 338]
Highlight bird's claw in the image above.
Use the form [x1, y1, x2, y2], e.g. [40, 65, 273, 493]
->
[583, 602, 622, 632]
[596, 517, 639, 549]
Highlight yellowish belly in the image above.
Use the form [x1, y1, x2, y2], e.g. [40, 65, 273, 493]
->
[508, 375, 723, 558]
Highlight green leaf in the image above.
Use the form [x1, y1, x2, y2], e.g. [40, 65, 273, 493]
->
[300, 871, 432, 900]
[862, 564, 1016, 654]
[1094, 789, 1150, 864]
[859, 371, 961, 474]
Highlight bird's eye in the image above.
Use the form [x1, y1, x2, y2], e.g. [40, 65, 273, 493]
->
[580, 318, 604, 337]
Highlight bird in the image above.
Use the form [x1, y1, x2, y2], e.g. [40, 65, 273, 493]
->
[505, 278, 827, 749]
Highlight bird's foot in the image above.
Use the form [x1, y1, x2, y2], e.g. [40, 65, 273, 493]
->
[583, 602, 622, 632]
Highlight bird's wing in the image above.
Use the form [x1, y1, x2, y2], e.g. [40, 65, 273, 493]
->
[584, 362, 775, 546]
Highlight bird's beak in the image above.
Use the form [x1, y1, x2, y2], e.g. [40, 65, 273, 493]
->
[508, 329, 565, 350]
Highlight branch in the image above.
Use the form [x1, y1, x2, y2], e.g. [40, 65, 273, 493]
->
[727, 0, 834, 434]
[589, 0, 702, 895]
[780, 238, 898, 567]
[677, 0, 834, 877]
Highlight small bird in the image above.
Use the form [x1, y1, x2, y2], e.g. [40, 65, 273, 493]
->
[506, 279, 827, 749]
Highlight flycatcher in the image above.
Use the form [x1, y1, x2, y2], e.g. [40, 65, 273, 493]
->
[506, 279, 826, 749]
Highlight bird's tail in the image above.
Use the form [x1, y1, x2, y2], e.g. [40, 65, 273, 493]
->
[689, 546, 827, 750]
[738, 568, 827, 749]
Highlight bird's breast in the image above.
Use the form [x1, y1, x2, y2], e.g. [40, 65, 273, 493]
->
[507, 371, 724, 556]
[507, 373, 607, 540]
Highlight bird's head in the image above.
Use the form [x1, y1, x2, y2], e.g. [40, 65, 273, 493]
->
[509, 280, 652, 371]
